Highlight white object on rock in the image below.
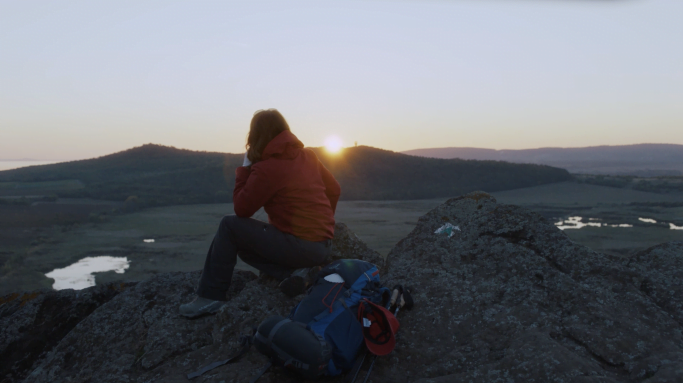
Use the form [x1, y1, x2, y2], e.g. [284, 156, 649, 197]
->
[435, 223, 461, 238]
[324, 273, 345, 283]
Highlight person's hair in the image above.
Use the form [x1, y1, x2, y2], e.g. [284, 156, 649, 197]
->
[246, 109, 291, 163]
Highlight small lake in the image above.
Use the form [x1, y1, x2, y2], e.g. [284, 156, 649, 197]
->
[45, 256, 130, 290]
[555, 216, 683, 231]
[638, 217, 683, 230]
[554, 217, 632, 230]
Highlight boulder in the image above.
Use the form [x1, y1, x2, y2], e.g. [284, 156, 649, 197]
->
[0, 282, 133, 382]
[24, 270, 261, 383]
[3, 222, 380, 383]
[622, 242, 683, 327]
[330, 222, 384, 270]
[376, 191, 683, 382]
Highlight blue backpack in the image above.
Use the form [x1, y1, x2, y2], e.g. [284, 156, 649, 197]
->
[254, 259, 389, 378]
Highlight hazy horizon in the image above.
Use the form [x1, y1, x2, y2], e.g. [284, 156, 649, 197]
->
[2, 0, 682, 160]
[3, 141, 683, 164]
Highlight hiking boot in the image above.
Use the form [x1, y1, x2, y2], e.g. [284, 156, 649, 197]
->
[278, 266, 322, 298]
[179, 296, 225, 318]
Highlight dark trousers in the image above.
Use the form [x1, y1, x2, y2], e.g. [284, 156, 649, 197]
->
[197, 215, 332, 301]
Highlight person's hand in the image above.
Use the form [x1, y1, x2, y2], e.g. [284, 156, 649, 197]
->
[243, 152, 252, 167]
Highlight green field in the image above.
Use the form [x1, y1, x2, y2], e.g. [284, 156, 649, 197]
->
[1, 182, 681, 295]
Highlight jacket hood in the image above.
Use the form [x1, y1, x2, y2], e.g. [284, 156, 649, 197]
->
[261, 130, 304, 161]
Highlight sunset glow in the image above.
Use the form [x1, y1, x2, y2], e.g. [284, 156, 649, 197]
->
[324, 136, 343, 154]
[1, 1, 682, 160]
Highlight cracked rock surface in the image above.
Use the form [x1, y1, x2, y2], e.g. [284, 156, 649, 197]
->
[2, 196, 682, 382]
[0, 282, 132, 383]
[379, 191, 683, 383]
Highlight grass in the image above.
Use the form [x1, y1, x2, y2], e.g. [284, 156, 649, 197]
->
[0, 198, 450, 294]
[1, 183, 682, 295]
[493, 182, 683, 257]
[492, 181, 683, 205]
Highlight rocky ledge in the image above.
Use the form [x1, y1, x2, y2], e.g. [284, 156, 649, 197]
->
[1, 192, 682, 383]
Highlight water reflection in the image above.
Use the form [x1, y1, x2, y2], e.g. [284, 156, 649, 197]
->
[554, 216, 633, 230]
[557, 216, 682, 231]
[555, 217, 601, 230]
[638, 217, 683, 230]
[45, 256, 130, 290]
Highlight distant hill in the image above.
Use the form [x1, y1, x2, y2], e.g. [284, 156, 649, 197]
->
[402, 144, 683, 177]
[0, 144, 571, 205]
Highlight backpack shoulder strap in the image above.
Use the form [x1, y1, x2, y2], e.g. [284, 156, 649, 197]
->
[344, 271, 374, 299]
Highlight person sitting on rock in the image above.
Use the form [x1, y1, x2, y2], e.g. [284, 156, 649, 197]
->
[180, 109, 341, 318]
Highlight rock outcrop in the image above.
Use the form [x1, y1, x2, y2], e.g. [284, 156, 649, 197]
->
[329, 222, 384, 270]
[621, 242, 683, 328]
[0, 223, 381, 383]
[379, 192, 683, 382]
[0, 282, 133, 383]
[1, 193, 682, 382]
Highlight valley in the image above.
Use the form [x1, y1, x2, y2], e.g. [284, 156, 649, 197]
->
[1, 182, 681, 295]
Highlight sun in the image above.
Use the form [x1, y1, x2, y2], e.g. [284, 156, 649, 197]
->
[324, 136, 343, 153]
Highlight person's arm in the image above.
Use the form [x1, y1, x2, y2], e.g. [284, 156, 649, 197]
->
[233, 164, 277, 217]
[319, 161, 341, 213]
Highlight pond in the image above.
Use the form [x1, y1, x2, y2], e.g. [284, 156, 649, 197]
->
[555, 216, 683, 231]
[45, 256, 130, 290]
[554, 217, 632, 230]
[638, 217, 683, 230]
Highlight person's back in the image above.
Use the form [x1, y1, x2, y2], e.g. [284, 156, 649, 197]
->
[180, 109, 340, 318]
[234, 130, 339, 241]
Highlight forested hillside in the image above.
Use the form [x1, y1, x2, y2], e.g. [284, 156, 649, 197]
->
[315, 146, 571, 200]
[0, 144, 572, 205]
[403, 144, 683, 176]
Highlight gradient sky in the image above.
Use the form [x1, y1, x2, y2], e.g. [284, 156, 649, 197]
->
[1, 0, 682, 160]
